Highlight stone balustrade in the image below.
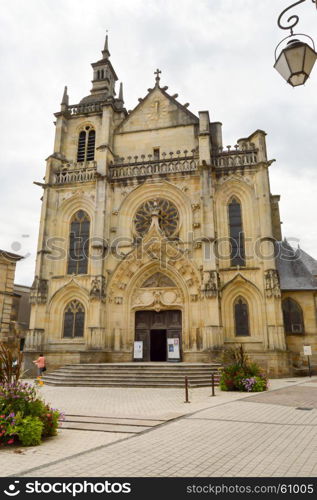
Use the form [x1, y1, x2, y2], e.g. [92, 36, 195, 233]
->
[68, 103, 102, 115]
[212, 147, 258, 168]
[51, 147, 258, 185]
[109, 150, 198, 180]
[53, 161, 97, 184]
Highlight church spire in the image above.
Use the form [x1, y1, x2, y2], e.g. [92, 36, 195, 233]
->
[88, 35, 118, 101]
[60, 86, 69, 111]
[102, 34, 110, 60]
[118, 82, 123, 102]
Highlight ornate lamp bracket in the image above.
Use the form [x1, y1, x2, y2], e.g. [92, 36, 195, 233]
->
[274, 0, 317, 87]
[277, 0, 310, 35]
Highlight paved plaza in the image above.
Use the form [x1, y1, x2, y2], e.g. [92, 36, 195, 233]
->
[1, 377, 317, 477]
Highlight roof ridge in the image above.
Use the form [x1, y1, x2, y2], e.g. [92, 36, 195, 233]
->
[298, 247, 317, 275]
[275, 240, 317, 290]
[159, 87, 199, 121]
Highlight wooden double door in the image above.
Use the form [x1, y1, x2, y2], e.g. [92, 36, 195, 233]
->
[135, 310, 182, 362]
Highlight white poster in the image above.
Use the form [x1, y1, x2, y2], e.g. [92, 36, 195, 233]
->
[134, 341, 143, 359]
[167, 338, 180, 359]
[303, 345, 312, 356]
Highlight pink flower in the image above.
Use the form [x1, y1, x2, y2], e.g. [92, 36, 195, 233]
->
[7, 439, 14, 445]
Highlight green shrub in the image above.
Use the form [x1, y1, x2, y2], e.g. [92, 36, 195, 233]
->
[220, 374, 232, 391]
[247, 363, 262, 377]
[27, 399, 47, 417]
[40, 407, 60, 437]
[220, 367, 268, 392]
[220, 363, 244, 391]
[0, 413, 17, 446]
[0, 381, 63, 446]
[27, 400, 60, 436]
[252, 376, 268, 392]
[0, 381, 37, 415]
[15, 415, 44, 446]
[233, 373, 247, 391]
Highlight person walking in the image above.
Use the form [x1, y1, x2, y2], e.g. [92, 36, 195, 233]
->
[33, 353, 46, 376]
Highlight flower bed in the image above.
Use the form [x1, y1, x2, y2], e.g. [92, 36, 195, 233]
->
[0, 381, 64, 447]
[220, 346, 268, 392]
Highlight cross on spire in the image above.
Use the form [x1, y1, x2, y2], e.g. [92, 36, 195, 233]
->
[154, 68, 162, 86]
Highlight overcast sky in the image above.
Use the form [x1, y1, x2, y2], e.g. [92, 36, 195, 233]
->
[0, 0, 316, 285]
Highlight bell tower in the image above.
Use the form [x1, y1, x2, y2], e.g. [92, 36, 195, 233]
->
[88, 34, 118, 101]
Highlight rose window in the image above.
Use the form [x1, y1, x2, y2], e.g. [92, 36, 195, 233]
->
[134, 199, 179, 237]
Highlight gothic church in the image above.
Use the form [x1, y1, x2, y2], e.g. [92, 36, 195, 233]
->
[25, 36, 317, 376]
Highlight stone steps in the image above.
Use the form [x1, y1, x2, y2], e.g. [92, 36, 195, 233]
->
[43, 363, 222, 388]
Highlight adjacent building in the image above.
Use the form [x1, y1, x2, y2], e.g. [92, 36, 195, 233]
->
[0, 250, 30, 351]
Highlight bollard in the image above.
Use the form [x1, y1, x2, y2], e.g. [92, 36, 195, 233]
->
[308, 356, 312, 378]
[210, 373, 215, 397]
[184, 376, 190, 403]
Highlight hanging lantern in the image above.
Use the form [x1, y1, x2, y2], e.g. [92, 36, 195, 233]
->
[275, 1, 317, 87]
[274, 38, 317, 86]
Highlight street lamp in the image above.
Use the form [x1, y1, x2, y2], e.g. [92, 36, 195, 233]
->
[274, 0, 317, 86]
[274, 37, 317, 86]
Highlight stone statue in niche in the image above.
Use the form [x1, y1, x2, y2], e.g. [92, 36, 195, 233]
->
[30, 276, 48, 304]
[265, 269, 281, 298]
[201, 270, 219, 298]
[90, 276, 106, 300]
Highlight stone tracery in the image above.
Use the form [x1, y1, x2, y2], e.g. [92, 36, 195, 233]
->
[134, 198, 179, 237]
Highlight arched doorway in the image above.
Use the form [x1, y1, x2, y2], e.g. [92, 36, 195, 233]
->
[134, 310, 182, 362]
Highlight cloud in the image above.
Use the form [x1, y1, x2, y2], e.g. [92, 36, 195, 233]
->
[0, 0, 316, 284]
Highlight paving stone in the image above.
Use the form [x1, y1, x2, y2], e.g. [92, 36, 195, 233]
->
[2, 377, 316, 477]
[241, 385, 317, 408]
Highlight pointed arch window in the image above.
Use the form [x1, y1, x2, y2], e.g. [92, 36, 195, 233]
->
[228, 198, 245, 266]
[234, 297, 250, 336]
[67, 210, 90, 275]
[77, 126, 96, 162]
[63, 300, 85, 338]
[282, 298, 304, 334]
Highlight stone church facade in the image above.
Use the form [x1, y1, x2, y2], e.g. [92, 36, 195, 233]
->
[24, 37, 317, 376]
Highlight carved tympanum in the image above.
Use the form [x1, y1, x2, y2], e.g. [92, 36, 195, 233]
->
[141, 272, 176, 288]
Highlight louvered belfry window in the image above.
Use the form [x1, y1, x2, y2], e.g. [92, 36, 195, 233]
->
[77, 126, 95, 162]
[234, 297, 250, 336]
[282, 298, 304, 334]
[228, 198, 245, 266]
[67, 210, 90, 275]
[86, 130, 96, 161]
[63, 300, 85, 338]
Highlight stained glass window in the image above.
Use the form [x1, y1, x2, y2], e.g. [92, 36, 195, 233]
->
[282, 298, 304, 334]
[234, 297, 250, 336]
[63, 300, 85, 338]
[67, 210, 90, 275]
[229, 198, 245, 266]
[134, 199, 179, 237]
